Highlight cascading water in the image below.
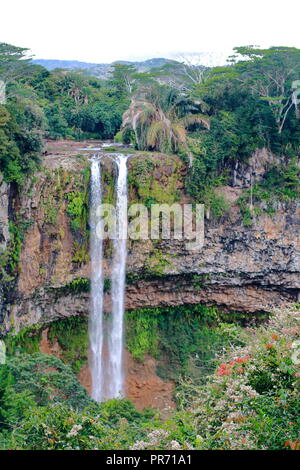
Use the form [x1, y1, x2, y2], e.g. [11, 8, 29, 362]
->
[107, 154, 128, 398]
[89, 157, 104, 402]
[89, 153, 129, 401]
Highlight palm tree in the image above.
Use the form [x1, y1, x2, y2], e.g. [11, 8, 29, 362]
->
[120, 84, 210, 158]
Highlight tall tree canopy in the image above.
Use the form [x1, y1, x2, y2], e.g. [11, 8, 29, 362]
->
[0, 43, 31, 104]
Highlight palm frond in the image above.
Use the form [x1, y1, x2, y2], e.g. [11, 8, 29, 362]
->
[179, 113, 210, 130]
[171, 123, 187, 143]
[146, 121, 168, 148]
[120, 86, 210, 152]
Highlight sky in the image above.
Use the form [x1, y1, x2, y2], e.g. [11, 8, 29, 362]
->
[1, 0, 300, 64]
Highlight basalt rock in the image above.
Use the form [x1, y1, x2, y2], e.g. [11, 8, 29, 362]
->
[1, 146, 300, 333]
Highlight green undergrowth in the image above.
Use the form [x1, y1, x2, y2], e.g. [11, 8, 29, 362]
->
[66, 168, 90, 231]
[125, 304, 262, 381]
[0, 219, 34, 285]
[102, 165, 115, 205]
[48, 277, 111, 297]
[63, 167, 90, 265]
[128, 155, 182, 205]
[47, 316, 88, 373]
[4, 303, 268, 385]
[49, 277, 90, 296]
[143, 248, 174, 277]
[0, 357, 157, 450]
[1, 307, 298, 450]
[5, 324, 43, 355]
[0, 354, 91, 412]
[238, 159, 300, 225]
[6, 302, 266, 380]
[4, 316, 88, 374]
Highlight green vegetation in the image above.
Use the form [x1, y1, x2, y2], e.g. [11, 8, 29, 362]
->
[256, 159, 300, 202]
[30, 67, 129, 142]
[66, 167, 90, 231]
[126, 304, 246, 381]
[1, 307, 297, 450]
[1, 42, 299, 223]
[109, 47, 300, 219]
[7, 222, 23, 274]
[4, 316, 88, 374]
[54, 277, 90, 295]
[0, 386, 155, 450]
[67, 190, 89, 232]
[0, 43, 129, 185]
[0, 354, 91, 410]
[185, 47, 300, 217]
[4, 219, 33, 277]
[126, 309, 159, 362]
[175, 306, 300, 450]
[120, 83, 209, 153]
[0, 44, 44, 183]
[0, 101, 43, 183]
[128, 155, 182, 205]
[48, 317, 88, 373]
[5, 324, 42, 355]
[143, 248, 173, 277]
[64, 167, 90, 265]
[1, 42, 300, 451]
[237, 158, 300, 225]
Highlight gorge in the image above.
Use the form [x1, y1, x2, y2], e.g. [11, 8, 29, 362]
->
[1, 36, 300, 450]
[0, 142, 299, 412]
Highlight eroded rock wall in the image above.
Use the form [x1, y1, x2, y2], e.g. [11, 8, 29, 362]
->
[2, 147, 300, 332]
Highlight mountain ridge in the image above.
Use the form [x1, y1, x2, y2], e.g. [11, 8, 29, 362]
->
[32, 57, 178, 78]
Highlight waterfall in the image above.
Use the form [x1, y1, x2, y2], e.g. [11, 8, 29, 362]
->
[89, 153, 128, 401]
[89, 157, 104, 402]
[107, 154, 128, 398]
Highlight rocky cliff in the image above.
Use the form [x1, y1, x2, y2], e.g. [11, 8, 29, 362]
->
[1, 144, 299, 333]
[1, 142, 299, 411]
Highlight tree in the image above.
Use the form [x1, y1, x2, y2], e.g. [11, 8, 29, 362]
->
[0, 98, 44, 182]
[110, 63, 137, 97]
[0, 43, 31, 104]
[0, 105, 20, 178]
[141, 55, 223, 92]
[121, 84, 209, 154]
[176, 53, 214, 87]
[231, 46, 300, 134]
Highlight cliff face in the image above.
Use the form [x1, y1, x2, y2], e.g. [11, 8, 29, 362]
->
[0, 174, 10, 250]
[1, 143, 299, 412]
[1, 145, 300, 333]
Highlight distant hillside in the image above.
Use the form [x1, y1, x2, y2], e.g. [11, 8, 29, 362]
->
[32, 59, 100, 70]
[32, 57, 178, 79]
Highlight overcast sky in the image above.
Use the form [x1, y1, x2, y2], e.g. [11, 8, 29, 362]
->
[1, 0, 300, 63]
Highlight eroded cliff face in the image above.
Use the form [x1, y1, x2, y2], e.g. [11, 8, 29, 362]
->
[1, 142, 299, 411]
[0, 174, 10, 250]
[2, 145, 300, 333]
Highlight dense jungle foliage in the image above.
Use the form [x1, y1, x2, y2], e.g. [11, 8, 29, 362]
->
[0, 43, 130, 183]
[1, 43, 300, 200]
